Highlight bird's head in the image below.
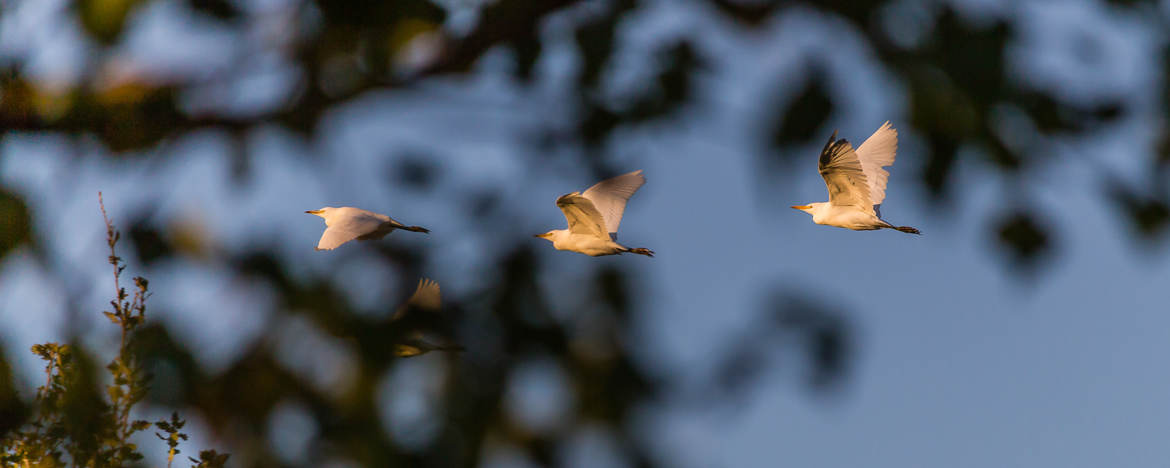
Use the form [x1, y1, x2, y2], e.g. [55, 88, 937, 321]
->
[790, 203, 822, 216]
[305, 207, 334, 218]
[533, 231, 556, 242]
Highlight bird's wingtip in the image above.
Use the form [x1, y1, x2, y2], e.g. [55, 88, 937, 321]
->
[822, 131, 840, 153]
[555, 192, 581, 206]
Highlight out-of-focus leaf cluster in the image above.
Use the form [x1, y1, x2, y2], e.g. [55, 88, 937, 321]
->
[0, 190, 33, 260]
[707, 292, 852, 402]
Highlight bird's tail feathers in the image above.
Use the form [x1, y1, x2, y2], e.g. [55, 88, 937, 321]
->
[625, 247, 655, 257]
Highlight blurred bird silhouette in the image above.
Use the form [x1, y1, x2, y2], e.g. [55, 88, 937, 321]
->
[390, 278, 464, 357]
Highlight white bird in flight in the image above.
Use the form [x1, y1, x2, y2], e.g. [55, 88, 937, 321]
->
[306, 206, 430, 251]
[791, 122, 920, 234]
[535, 170, 655, 257]
[391, 278, 464, 357]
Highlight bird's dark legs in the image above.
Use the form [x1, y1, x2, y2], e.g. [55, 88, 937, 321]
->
[625, 247, 655, 257]
[880, 220, 921, 235]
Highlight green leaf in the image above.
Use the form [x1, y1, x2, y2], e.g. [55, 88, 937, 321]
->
[0, 188, 33, 261]
[75, 0, 149, 44]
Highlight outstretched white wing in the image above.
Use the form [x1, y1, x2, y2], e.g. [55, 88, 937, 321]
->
[818, 131, 875, 215]
[316, 211, 385, 250]
[581, 170, 645, 237]
[854, 121, 898, 206]
[556, 193, 609, 239]
[393, 278, 441, 320]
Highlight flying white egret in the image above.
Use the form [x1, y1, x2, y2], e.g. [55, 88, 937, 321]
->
[391, 278, 464, 357]
[791, 122, 920, 234]
[535, 170, 655, 257]
[305, 206, 429, 251]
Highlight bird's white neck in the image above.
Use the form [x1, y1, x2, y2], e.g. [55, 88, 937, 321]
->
[549, 229, 572, 243]
[806, 202, 831, 224]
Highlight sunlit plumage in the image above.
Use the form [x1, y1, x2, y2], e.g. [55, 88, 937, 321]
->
[535, 170, 655, 257]
[305, 206, 429, 251]
[791, 122, 920, 235]
[391, 278, 464, 357]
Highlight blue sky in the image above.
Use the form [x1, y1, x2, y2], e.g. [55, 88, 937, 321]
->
[2, 0, 1170, 466]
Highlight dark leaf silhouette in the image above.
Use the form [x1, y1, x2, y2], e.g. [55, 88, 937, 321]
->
[768, 65, 833, 151]
[0, 190, 32, 259]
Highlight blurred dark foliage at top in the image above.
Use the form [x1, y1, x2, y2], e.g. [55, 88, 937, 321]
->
[0, 0, 1165, 266]
[0, 0, 1168, 466]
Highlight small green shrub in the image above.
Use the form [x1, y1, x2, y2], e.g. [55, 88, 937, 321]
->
[0, 193, 228, 468]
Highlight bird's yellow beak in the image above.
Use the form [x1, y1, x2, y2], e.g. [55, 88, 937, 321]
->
[305, 210, 323, 215]
[533, 233, 546, 238]
[790, 205, 810, 210]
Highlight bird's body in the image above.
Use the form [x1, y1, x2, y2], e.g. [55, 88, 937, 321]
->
[536, 170, 654, 257]
[545, 229, 629, 256]
[792, 122, 920, 235]
[391, 278, 464, 357]
[306, 206, 429, 251]
[803, 202, 887, 230]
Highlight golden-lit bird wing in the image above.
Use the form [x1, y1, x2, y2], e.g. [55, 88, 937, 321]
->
[316, 211, 385, 250]
[407, 278, 441, 311]
[854, 121, 898, 206]
[556, 193, 609, 238]
[581, 170, 645, 238]
[392, 278, 441, 320]
[818, 131, 874, 214]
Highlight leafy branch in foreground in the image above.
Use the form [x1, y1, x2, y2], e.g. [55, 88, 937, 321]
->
[0, 193, 228, 467]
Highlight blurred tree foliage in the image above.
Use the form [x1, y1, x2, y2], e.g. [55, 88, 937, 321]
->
[1, 0, 1168, 466]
